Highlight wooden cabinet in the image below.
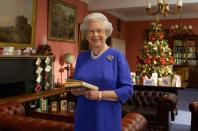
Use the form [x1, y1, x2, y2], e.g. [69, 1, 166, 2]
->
[173, 34, 198, 88]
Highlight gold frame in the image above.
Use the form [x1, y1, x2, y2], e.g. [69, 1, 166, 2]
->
[0, 0, 36, 48]
[48, 0, 77, 42]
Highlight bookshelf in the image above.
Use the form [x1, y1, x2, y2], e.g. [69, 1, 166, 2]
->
[173, 39, 198, 66]
[173, 34, 198, 88]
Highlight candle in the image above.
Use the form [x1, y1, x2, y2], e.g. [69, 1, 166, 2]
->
[43, 35, 47, 45]
[177, 0, 183, 7]
[146, 0, 151, 8]
[166, 5, 169, 11]
[188, 25, 192, 30]
[158, 0, 163, 4]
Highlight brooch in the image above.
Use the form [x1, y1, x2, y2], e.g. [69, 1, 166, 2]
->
[106, 55, 114, 61]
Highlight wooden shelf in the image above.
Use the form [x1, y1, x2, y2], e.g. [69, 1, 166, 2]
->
[0, 83, 78, 104]
[0, 55, 54, 59]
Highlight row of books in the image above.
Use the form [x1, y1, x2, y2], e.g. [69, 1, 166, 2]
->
[174, 53, 198, 59]
[174, 59, 198, 65]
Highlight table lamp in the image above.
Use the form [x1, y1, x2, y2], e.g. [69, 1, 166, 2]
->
[64, 53, 74, 79]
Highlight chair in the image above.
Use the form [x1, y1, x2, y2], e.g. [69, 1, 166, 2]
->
[189, 102, 198, 131]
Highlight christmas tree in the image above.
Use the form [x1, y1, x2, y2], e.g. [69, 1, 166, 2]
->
[136, 17, 175, 78]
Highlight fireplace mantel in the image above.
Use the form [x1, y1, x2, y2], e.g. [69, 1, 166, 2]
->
[0, 55, 54, 98]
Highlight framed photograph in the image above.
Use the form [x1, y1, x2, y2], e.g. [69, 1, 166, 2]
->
[0, 0, 36, 48]
[68, 101, 75, 112]
[48, 0, 77, 42]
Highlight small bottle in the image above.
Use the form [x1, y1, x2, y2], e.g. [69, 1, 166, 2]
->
[60, 93, 68, 111]
[50, 96, 58, 112]
[39, 98, 48, 112]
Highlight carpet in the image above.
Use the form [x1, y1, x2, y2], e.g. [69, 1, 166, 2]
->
[170, 88, 198, 131]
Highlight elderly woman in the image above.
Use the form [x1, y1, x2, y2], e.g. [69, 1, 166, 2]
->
[71, 13, 133, 131]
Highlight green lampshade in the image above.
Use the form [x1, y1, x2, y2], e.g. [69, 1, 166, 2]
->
[64, 53, 74, 64]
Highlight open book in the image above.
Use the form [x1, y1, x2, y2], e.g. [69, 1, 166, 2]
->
[65, 79, 99, 90]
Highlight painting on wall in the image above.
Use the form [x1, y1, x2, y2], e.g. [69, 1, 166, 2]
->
[78, 24, 89, 52]
[0, 0, 36, 48]
[48, 0, 77, 42]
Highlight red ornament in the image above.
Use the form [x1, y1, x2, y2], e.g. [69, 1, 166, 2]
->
[160, 57, 166, 65]
[169, 56, 175, 64]
[144, 57, 151, 64]
[159, 32, 164, 40]
[149, 33, 157, 42]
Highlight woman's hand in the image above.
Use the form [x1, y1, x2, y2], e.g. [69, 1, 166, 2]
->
[83, 90, 99, 100]
[70, 88, 86, 96]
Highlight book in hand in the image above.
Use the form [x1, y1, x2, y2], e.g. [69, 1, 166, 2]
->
[65, 79, 99, 91]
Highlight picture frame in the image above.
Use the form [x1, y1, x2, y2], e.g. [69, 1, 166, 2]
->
[48, 0, 77, 42]
[78, 24, 89, 52]
[0, 0, 36, 48]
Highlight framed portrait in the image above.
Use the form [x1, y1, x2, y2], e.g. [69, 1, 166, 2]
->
[0, 0, 36, 48]
[48, 0, 77, 42]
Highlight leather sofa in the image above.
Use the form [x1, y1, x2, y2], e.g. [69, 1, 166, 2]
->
[189, 102, 198, 131]
[0, 102, 74, 131]
[122, 90, 177, 131]
[0, 101, 148, 131]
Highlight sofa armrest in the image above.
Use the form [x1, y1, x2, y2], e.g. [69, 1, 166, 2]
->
[122, 113, 147, 131]
[0, 114, 74, 131]
[189, 102, 198, 112]
[159, 93, 177, 111]
[0, 101, 26, 116]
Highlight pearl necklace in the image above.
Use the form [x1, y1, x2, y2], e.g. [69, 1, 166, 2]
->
[91, 51, 103, 60]
[91, 46, 109, 60]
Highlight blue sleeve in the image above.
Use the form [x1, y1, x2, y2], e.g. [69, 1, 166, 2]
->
[73, 54, 81, 80]
[114, 53, 133, 104]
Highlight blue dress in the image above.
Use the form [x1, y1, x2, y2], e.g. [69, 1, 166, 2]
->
[74, 48, 133, 131]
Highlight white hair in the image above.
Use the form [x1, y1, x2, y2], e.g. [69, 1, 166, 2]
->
[80, 13, 113, 37]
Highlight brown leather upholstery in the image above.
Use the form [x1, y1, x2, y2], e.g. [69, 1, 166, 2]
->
[0, 101, 148, 131]
[0, 102, 74, 131]
[122, 113, 148, 131]
[122, 90, 177, 131]
[189, 102, 198, 131]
